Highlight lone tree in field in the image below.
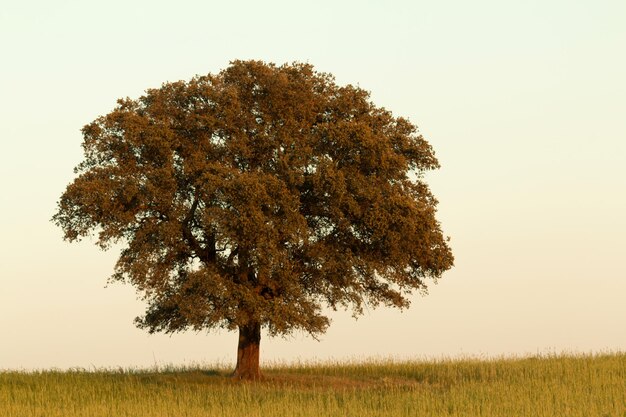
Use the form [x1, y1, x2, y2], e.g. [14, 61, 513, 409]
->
[53, 60, 453, 380]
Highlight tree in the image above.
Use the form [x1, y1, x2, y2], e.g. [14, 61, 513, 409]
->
[53, 60, 454, 380]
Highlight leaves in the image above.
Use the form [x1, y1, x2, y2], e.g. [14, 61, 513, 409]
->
[53, 60, 454, 337]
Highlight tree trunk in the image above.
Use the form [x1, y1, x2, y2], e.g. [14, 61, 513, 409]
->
[232, 322, 262, 380]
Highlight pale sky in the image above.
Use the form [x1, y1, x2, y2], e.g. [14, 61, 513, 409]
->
[1, 0, 624, 370]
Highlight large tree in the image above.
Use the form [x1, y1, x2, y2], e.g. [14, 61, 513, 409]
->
[53, 60, 453, 380]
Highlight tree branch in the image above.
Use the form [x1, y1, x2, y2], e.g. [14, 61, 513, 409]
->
[181, 192, 215, 264]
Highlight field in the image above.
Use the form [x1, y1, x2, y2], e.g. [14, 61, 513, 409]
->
[1, 353, 625, 417]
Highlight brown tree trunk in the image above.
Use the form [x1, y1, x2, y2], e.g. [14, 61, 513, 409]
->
[232, 322, 262, 380]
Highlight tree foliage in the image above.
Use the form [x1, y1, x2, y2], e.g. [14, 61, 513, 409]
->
[53, 60, 453, 377]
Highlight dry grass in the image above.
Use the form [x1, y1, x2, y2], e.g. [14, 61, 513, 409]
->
[1, 352, 625, 416]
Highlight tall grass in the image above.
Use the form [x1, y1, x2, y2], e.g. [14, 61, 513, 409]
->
[1, 352, 624, 416]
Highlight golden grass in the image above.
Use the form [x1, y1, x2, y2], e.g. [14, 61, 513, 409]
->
[1, 352, 625, 416]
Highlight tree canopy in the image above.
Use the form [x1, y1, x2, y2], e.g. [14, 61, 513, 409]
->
[53, 60, 453, 379]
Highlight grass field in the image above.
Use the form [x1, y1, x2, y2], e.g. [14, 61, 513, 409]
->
[1, 352, 625, 417]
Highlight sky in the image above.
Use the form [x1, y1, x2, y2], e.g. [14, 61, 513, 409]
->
[1, 0, 625, 370]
